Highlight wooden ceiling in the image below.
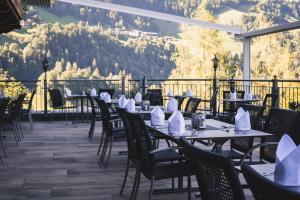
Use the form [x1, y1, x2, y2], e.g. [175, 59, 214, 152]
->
[0, 0, 23, 34]
[0, 0, 51, 34]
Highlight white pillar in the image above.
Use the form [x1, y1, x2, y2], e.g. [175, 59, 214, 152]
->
[243, 38, 251, 91]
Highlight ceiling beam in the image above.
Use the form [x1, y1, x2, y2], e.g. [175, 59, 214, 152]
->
[237, 20, 300, 39]
[58, 0, 243, 34]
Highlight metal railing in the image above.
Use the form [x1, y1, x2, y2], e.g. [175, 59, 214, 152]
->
[1, 76, 300, 114]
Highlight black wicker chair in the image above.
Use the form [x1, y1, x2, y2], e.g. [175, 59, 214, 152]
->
[21, 90, 35, 129]
[183, 97, 201, 117]
[98, 88, 115, 98]
[174, 96, 185, 110]
[179, 138, 246, 200]
[242, 164, 300, 200]
[220, 104, 265, 161]
[143, 89, 163, 106]
[261, 108, 299, 162]
[48, 89, 76, 123]
[96, 99, 126, 168]
[5, 94, 26, 144]
[0, 98, 10, 162]
[262, 93, 279, 118]
[86, 94, 101, 141]
[126, 112, 193, 200]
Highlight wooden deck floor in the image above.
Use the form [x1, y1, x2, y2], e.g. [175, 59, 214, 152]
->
[0, 121, 254, 200]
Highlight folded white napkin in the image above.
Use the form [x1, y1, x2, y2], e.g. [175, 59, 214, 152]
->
[167, 90, 174, 97]
[244, 92, 253, 100]
[230, 91, 237, 100]
[235, 107, 251, 131]
[99, 92, 108, 100]
[151, 106, 165, 126]
[134, 92, 142, 103]
[274, 134, 300, 186]
[186, 89, 193, 97]
[100, 92, 111, 103]
[168, 111, 185, 135]
[65, 88, 72, 96]
[118, 95, 128, 108]
[91, 88, 97, 96]
[167, 98, 178, 112]
[126, 98, 136, 112]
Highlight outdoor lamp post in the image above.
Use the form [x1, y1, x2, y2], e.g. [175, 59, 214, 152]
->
[42, 57, 49, 117]
[212, 55, 219, 117]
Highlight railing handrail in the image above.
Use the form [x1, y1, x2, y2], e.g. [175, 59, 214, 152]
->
[50, 79, 120, 82]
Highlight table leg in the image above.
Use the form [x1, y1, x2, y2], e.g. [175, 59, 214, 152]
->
[212, 138, 228, 153]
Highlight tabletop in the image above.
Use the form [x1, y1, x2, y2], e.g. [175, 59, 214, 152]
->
[250, 164, 300, 193]
[222, 98, 261, 102]
[146, 119, 271, 141]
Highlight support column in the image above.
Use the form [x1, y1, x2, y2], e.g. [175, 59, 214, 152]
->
[243, 38, 251, 91]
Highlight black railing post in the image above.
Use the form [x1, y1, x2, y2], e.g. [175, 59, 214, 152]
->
[212, 55, 219, 117]
[42, 58, 49, 118]
[44, 77, 47, 116]
[121, 76, 126, 95]
[272, 75, 279, 108]
[142, 76, 147, 94]
[229, 76, 235, 92]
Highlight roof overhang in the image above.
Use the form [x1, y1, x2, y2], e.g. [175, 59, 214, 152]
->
[237, 20, 300, 39]
[0, 0, 23, 34]
[58, 0, 244, 35]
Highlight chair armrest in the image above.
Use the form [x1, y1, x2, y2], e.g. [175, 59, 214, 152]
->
[108, 118, 122, 123]
[239, 142, 278, 167]
[150, 146, 182, 155]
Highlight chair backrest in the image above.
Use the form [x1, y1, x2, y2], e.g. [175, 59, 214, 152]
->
[180, 138, 245, 200]
[174, 96, 185, 110]
[240, 104, 265, 130]
[86, 94, 96, 116]
[144, 89, 163, 106]
[126, 112, 154, 175]
[28, 90, 36, 111]
[48, 89, 64, 108]
[116, 108, 136, 160]
[0, 98, 10, 123]
[223, 91, 245, 113]
[262, 108, 299, 162]
[98, 88, 115, 98]
[264, 108, 298, 138]
[96, 99, 115, 137]
[263, 93, 279, 117]
[184, 97, 201, 114]
[242, 164, 300, 200]
[209, 89, 218, 111]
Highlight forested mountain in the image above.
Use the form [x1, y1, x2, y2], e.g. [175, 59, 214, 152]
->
[1, 0, 300, 82]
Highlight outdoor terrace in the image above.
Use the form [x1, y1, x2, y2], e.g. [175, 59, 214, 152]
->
[0, 121, 256, 200]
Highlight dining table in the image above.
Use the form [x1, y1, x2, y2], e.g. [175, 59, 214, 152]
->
[146, 119, 271, 152]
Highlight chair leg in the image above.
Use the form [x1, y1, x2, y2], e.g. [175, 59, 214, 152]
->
[119, 157, 130, 195]
[12, 121, 20, 144]
[17, 117, 24, 138]
[104, 137, 113, 169]
[148, 176, 155, 200]
[0, 129, 7, 157]
[187, 176, 191, 200]
[131, 163, 141, 200]
[100, 136, 108, 162]
[28, 111, 33, 129]
[97, 131, 105, 155]
[0, 152, 3, 164]
[88, 119, 95, 141]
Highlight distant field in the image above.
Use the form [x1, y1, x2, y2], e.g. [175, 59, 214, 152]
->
[36, 8, 78, 24]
